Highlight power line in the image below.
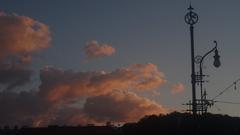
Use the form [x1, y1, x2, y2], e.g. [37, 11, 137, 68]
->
[214, 100, 240, 105]
[211, 78, 240, 100]
[206, 78, 240, 107]
[213, 104, 222, 111]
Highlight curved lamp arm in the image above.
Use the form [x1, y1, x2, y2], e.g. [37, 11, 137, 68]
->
[199, 40, 221, 69]
[200, 40, 218, 67]
[199, 41, 220, 100]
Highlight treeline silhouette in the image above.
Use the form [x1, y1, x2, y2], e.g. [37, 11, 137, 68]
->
[1, 112, 240, 135]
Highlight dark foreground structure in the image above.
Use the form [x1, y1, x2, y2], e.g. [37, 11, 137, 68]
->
[1, 112, 240, 135]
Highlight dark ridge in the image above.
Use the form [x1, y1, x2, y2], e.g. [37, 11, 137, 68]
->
[1, 112, 240, 135]
[122, 112, 240, 135]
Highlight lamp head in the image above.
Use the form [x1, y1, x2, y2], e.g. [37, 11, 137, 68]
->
[213, 49, 221, 68]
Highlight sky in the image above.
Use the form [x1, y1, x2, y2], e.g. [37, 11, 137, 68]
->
[1, 0, 240, 126]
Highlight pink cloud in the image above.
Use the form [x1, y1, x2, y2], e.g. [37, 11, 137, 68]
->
[0, 63, 167, 127]
[171, 83, 185, 95]
[82, 90, 168, 124]
[0, 12, 51, 63]
[0, 12, 51, 91]
[39, 63, 166, 103]
[84, 40, 115, 61]
[0, 12, 171, 127]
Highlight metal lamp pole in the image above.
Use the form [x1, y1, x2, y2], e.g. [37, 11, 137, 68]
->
[185, 5, 199, 116]
[185, 5, 221, 115]
[198, 41, 221, 113]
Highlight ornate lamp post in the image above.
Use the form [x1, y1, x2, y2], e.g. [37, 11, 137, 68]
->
[185, 5, 199, 116]
[185, 5, 221, 115]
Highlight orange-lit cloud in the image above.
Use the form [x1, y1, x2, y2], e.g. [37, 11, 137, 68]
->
[0, 12, 51, 63]
[82, 90, 167, 123]
[39, 63, 166, 103]
[0, 12, 51, 91]
[33, 90, 168, 126]
[171, 83, 185, 95]
[0, 12, 171, 127]
[0, 63, 168, 127]
[84, 40, 115, 61]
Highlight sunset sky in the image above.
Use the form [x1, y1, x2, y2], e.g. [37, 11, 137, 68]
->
[1, 0, 240, 126]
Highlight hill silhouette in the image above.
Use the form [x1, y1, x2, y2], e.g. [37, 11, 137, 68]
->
[1, 112, 240, 135]
[122, 112, 240, 135]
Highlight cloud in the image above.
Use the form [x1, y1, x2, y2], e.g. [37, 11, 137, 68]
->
[0, 91, 49, 126]
[0, 63, 167, 127]
[84, 40, 115, 61]
[51, 90, 168, 126]
[40, 91, 168, 126]
[171, 83, 185, 95]
[82, 90, 167, 123]
[150, 90, 161, 97]
[0, 63, 32, 91]
[39, 63, 166, 103]
[0, 12, 51, 63]
[31, 90, 167, 126]
[36, 63, 166, 126]
[0, 83, 167, 127]
[0, 12, 51, 91]
[0, 12, 169, 127]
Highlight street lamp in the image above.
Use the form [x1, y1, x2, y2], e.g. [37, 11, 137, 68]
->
[185, 5, 221, 115]
[214, 50, 221, 68]
[213, 41, 221, 68]
[197, 41, 221, 114]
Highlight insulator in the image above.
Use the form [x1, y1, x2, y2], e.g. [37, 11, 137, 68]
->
[234, 82, 237, 90]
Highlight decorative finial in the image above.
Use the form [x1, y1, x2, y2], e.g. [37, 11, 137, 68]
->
[188, 2, 194, 11]
[185, 3, 198, 25]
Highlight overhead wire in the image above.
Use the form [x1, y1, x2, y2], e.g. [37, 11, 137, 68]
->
[211, 78, 240, 100]
[214, 100, 240, 105]
[213, 104, 221, 112]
